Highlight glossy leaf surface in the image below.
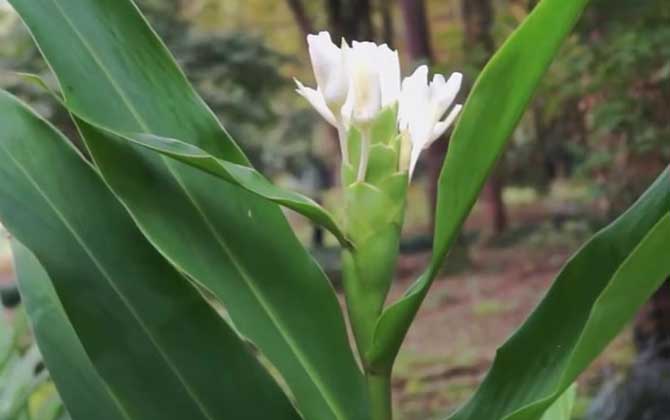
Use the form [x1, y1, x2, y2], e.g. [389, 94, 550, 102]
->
[105, 130, 349, 247]
[447, 171, 670, 420]
[0, 90, 299, 420]
[7, 1, 367, 418]
[11, 240, 129, 420]
[539, 385, 576, 420]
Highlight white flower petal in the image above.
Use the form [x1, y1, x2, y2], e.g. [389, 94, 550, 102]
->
[408, 103, 462, 178]
[432, 72, 462, 119]
[401, 66, 433, 151]
[342, 41, 382, 125]
[295, 79, 338, 127]
[399, 67, 463, 179]
[307, 31, 348, 106]
[403, 65, 429, 93]
[398, 65, 429, 131]
[377, 44, 401, 107]
[429, 104, 463, 144]
[429, 74, 446, 94]
[298, 31, 465, 181]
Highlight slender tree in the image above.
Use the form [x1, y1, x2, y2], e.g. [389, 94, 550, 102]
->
[462, 0, 508, 234]
[399, 0, 433, 62]
[286, 0, 314, 42]
[635, 281, 670, 358]
[378, 0, 395, 47]
[399, 0, 449, 231]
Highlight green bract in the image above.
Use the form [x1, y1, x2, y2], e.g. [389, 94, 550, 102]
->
[0, 1, 668, 420]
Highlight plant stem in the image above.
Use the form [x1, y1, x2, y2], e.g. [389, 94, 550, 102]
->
[337, 123, 350, 164]
[357, 128, 370, 182]
[367, 372, 393, 420]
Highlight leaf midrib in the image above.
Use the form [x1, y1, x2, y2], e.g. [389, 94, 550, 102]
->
[1, 143, 216, 420]
[48, 1, 349, 418]
[165, 164, 347, 419]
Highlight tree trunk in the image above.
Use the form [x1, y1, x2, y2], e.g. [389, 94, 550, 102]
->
[350, 0, 374, 41]
[462, 0, 508, 234]
[462, 0, 495, 54]
[326, 0, 345, 39]
[635, 280, 670, 359]
[378, 0, 395, 46]
[399, 0, 433, 62]
[285, 0, 314, 40]
[483, 173, 508, 233]
[327, 0, 375, 42]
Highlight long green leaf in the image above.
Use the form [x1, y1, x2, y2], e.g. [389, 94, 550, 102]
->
[11, 239, 132, 420]
[11, 72, 351, 248]
[95, 129, 349, 248]
[367, 0, 592, 373]
[0, 90, 299, 420]
[8, 1, 368, 419]
[446, 173, 670, 420]
[540, 385, 576, 420]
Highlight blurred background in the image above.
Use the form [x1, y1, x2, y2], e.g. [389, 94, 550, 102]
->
[0, 0, 669, 419]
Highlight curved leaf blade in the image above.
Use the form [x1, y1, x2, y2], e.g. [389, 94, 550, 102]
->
[0, 90, 300, 420]
[540, 385, 576, 420]
[5, 74, 351, 248]
[446, 172, 670, 420]
[11, 239, 130, 420]
[368, 0, 592, 373]
[7, 1, 368, 419]
[105, 130, 349, 248]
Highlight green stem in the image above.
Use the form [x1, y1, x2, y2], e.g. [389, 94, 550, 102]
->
[357, 128, 370, 182]
[367, 372, 393, 420]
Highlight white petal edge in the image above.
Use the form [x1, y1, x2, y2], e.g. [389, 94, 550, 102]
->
[377, 44, 401, 107]
[430, 104, 463, 144]
[409, 104, 463, 178]
[295, 79, 338, 127]
[398, 65, 429, 130]
[408, 138, 424, 179]
[307, 32, 340, 84]
[341, 41, 382, 125]
[432, 72, 463, 119]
